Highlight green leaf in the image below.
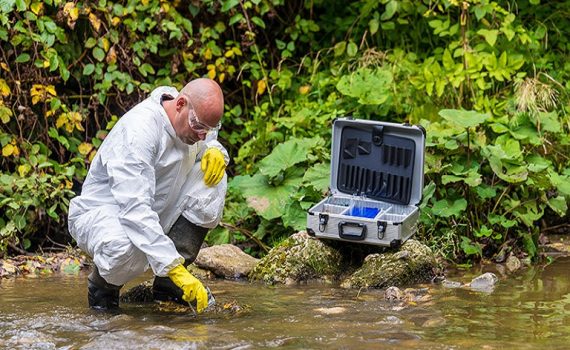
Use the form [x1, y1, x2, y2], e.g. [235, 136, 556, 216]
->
[381, 0, 398, 21]
[282, 201, 307, 230]
[221, 0, 239, 12]
[347, 41, 358, 57]
[432, 198, 467, 218]
[478, 29, 499, 46]
[231, 168, 305, 220]
[336, 67, 393, 105]
[303, 162, 330, 193]
[0, 0, 16, 13]
[439, 109, 490, 129]
[369, 18, 379, 35]
[15, 53, 30, 63]
[251, 16, 265, 29]
[258, 138, 318, 178]
[547, 196, 567, 216]
[83, 64, 95, 75]
[93, 47, 105, 62]
[460, 236, 481, 256]
[85, 37, 97, 48]
[333, 41, 346, 57]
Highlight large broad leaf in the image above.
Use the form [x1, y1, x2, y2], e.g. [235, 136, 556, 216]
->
[303, 162, 330, 193]
[439, 109, 490, 129]
[231, 168, 304, 220]
[282, 201, 307, 231]
[258, 137, 320, 178]
[336, 67, 393, 105]
[547, 196, 568, 216]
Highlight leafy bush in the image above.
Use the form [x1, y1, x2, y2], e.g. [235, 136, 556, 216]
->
[1, 0, 569, 263]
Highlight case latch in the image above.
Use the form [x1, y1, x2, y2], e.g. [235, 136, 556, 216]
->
[319, 213, 329, 232]
[377, 221, 387, 239]
[372, 126, 384, 146]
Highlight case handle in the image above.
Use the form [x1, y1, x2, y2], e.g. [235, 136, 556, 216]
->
[338, 221, 367, 240]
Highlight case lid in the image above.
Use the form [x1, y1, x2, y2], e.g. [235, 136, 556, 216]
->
[330, 118, 426, 206]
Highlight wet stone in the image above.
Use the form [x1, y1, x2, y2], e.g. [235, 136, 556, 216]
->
[194, 244, 259, 279]
[340, 240, 438, 289]
[468, 272, 498, 292]
[249, 232, 343, 284]
[506, 255, 522, 272]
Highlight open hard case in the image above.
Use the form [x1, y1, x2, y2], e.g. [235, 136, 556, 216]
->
[307, 118, 426, 248]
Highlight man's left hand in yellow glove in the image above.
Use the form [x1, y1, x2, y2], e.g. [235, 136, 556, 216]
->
[167, 264, 209, 313]
[201, 147, 226, 186]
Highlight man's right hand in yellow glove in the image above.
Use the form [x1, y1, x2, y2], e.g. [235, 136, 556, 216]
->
[167, 264, 208, 313]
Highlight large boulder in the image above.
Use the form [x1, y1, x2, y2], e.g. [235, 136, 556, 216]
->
[194, 244, 259, 279]
[340, 239, 437, 289]
[249, 231, 343, 284]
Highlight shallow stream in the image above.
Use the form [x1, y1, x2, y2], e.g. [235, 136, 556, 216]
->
[1, 256, 569, 349]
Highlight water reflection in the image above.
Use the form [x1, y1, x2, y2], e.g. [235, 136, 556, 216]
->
[1, 257, 569, 349]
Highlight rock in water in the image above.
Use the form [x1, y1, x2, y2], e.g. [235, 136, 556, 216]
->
[249, 231, 343, 284]
[194, 244, 259, 279]
[340, 240, 437, 289]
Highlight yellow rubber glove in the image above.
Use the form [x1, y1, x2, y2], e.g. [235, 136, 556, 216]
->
[167, 264, 208, 313]
[201, 147, 226, 186]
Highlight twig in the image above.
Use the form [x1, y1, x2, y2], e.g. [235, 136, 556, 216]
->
[8, 242, 33, 256]
[541, 223, 570, 233]
[219, 222, 270, 253]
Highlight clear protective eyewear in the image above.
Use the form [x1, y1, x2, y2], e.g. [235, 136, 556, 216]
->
[185, 95, 221, 134]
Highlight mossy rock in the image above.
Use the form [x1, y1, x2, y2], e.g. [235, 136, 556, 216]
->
[340, 239, 437, 289]
[249, 231, 343, 284]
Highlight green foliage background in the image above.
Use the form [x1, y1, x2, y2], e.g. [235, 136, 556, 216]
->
[1, 0, 569, 262]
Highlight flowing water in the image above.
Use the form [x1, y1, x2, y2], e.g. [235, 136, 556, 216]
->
[1, 256, 570, 350]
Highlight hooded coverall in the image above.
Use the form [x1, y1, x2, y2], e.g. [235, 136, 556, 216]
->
[68, 86, 228, 287]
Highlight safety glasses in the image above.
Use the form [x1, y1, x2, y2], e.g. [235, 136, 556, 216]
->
[185, 95, 221, 134]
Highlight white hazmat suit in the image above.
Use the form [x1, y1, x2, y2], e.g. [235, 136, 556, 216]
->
[68, 86, 228, 286]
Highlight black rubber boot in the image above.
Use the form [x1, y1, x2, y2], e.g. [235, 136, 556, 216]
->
[88, 266, 122, 310]
[167, 216, 209, 264]
[152, 216, 208, 305]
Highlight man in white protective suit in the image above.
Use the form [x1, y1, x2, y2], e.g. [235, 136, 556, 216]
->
[68, 78, 228, 313]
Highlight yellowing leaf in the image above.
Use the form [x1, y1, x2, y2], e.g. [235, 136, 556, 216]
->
[18, 164, 31, 177]
[232, 47, 243, 56]
[207, 69, 216, 80]
[224, 50, 234, 58]
[78, 142, 93, 155]
[88, 149, 97, 162]
[218, 73, 226, 83]
[89, 13, 102, 32]
[63, 2, 79, 28]
[106, 46, 117, 64]
[101, 37, 110, 52]
[45, 85, 56, 96]
[31, 2, 44, 15]
[56, 114, 66, 129]
[0, 79, 10, 97]
[43, 60, 50, 68]
[141, 0, 149, 5]
[0, 105, 13, 123]
[257, 79, 267, 95]
[2, 144, 14, 157]
[0, 62, 9, 72]
[299, 85, 311, 95]
[204, 48, 212, 60]
[111, 16, 121, 26]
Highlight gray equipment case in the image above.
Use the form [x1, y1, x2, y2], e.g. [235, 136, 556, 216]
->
[307, 118, 426, 248]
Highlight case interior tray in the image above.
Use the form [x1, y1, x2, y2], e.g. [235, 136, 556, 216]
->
[317, 196, 415, 223]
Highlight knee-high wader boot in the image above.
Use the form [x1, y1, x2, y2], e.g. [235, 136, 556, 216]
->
[88, 266, 122, 310]
[152, 216, 208, 305]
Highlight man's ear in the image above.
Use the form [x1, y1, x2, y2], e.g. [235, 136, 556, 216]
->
[175, 95, 187, 111]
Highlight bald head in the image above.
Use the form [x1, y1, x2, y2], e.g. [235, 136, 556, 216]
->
[180, 78, 224, 127]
